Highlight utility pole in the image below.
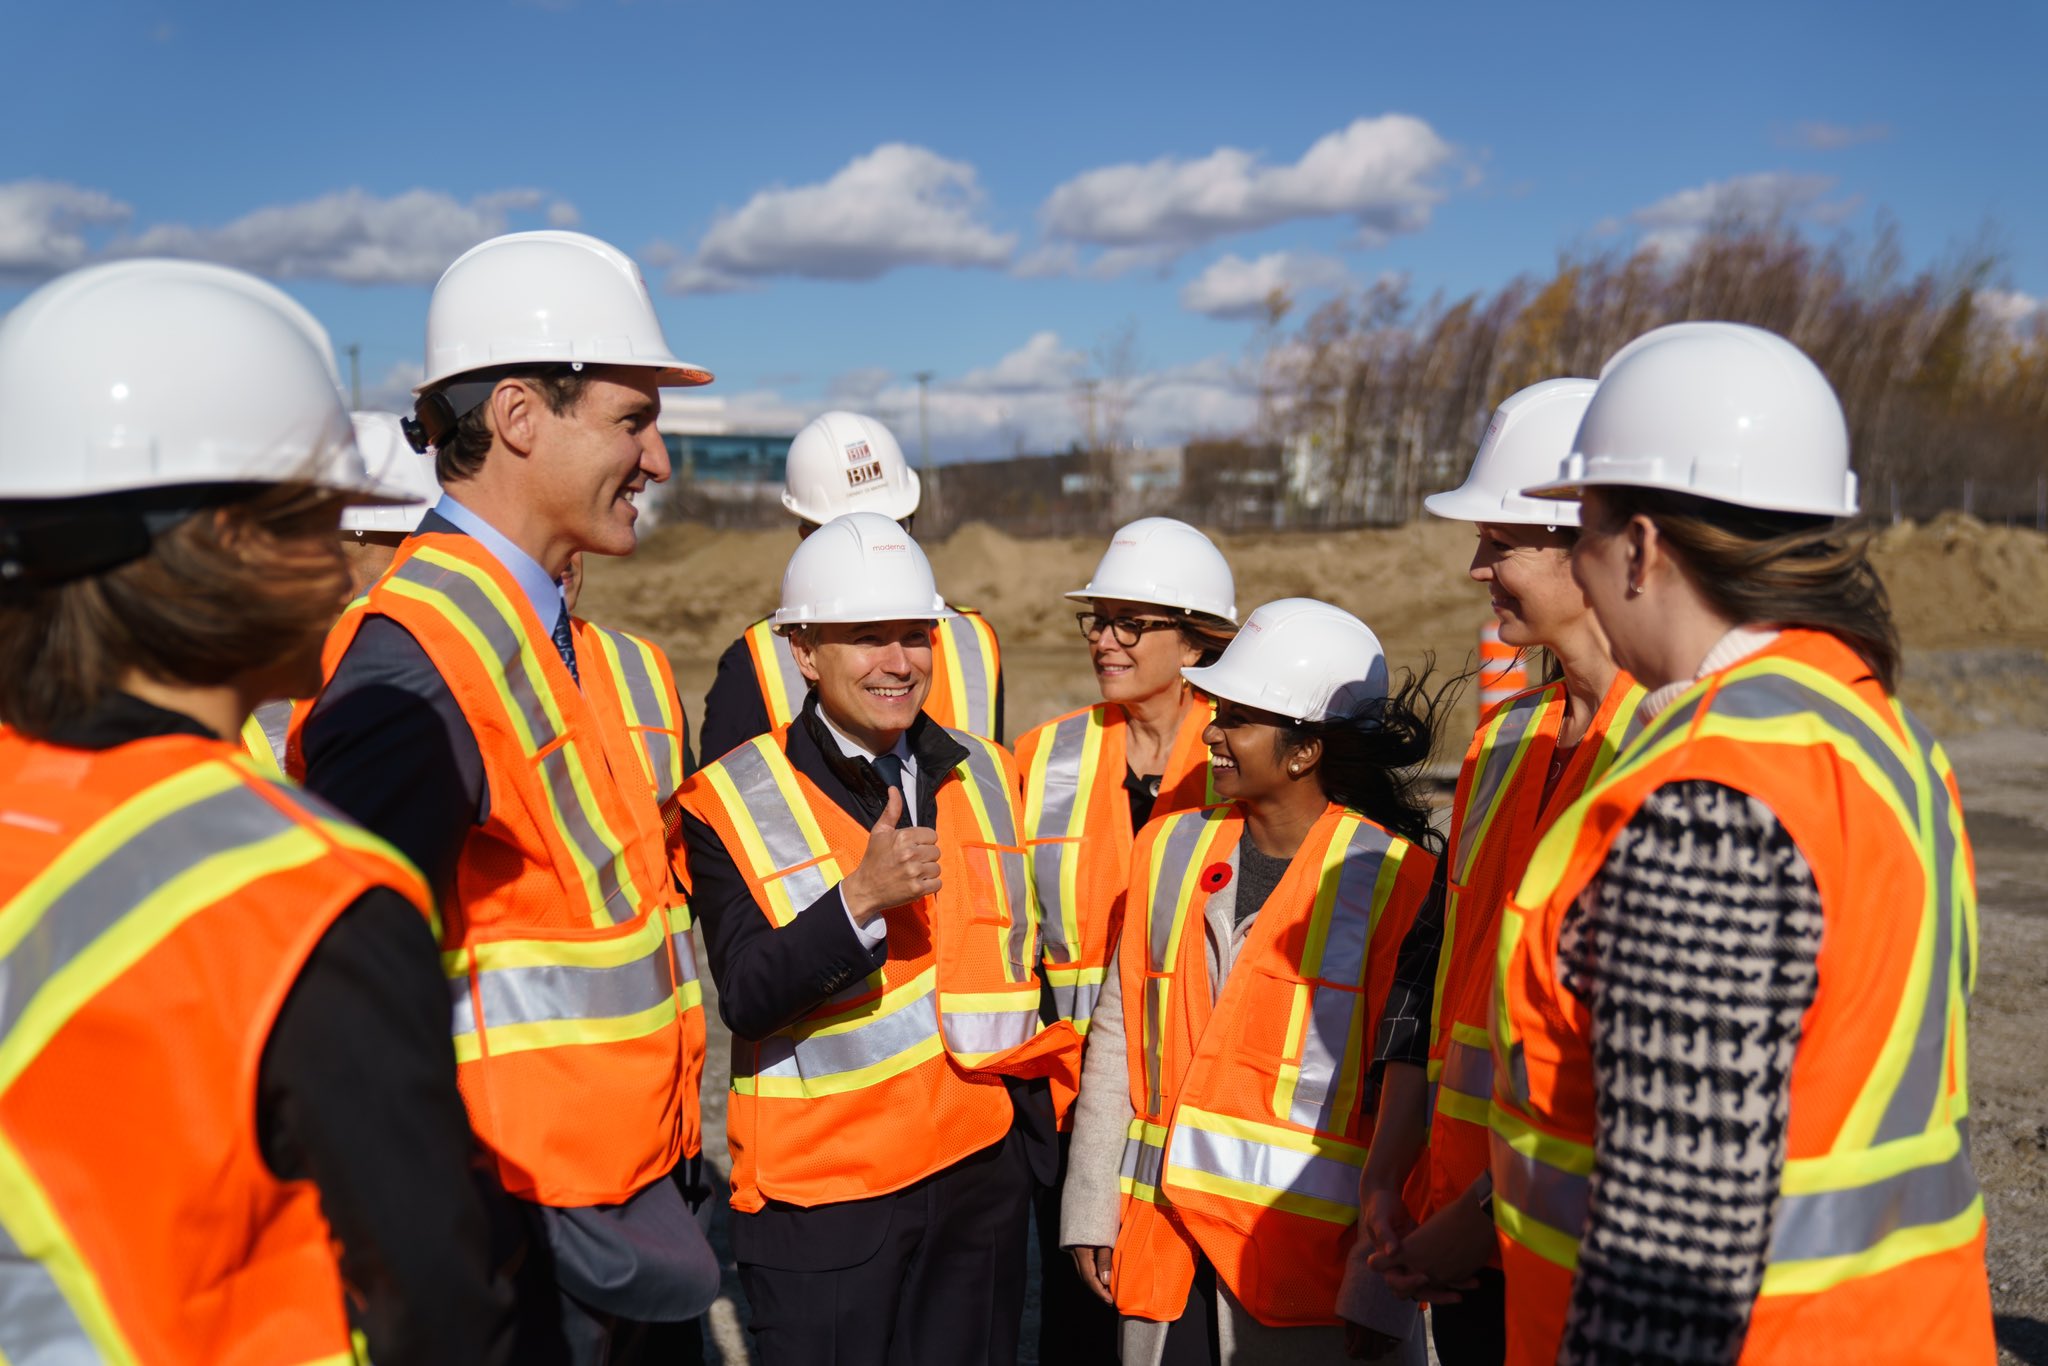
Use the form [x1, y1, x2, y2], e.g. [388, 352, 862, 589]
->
[344, 343, 361, 410]
[913, 371, 937, 527]
[1078, 378, 1100, 452]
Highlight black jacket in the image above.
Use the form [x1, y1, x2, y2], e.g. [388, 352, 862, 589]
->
[679, 694, 1057, 1271]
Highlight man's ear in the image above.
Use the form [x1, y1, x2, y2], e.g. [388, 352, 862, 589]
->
[490, 379, 541, 459]
[787, 628, 821, 684]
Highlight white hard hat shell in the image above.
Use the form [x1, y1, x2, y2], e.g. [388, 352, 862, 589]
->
[1063, 516, 1238, 623]
[1424, 378, 1595, 527]
[0, 259, 406, 502]
[1182, 597, 1389, 723]
[1526, 321, 1857, 518]
[341, 412, 441, 533]
[781, 411, 922, 523]
[772, 511, 953, 629]
[418, 231, 713, 392]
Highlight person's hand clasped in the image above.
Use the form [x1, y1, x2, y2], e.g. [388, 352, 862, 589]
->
[839, 788, 942, 926]
[1368, 1191, 1491, 1302]
[1068, 1245, 1115, 1305]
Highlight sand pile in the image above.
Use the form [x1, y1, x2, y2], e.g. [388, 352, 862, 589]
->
[580, 515, 2048, 744]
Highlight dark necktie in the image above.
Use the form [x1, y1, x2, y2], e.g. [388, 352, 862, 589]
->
[872, 752, 907, 827]
[552, 603, 580, 685]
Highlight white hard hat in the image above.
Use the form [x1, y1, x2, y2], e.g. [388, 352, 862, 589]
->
[1063, 517, 1238, 623]
[781, 411, 922, 523]
[1182, 598, 1389, 723]
[771, 511, 953, 629]
[341, 412, 440, 533]
[418, 231, 713, 393]
[1424, 378, 1595, 527]
[0, 259, 402, 503]
[1526, 322, 1857, 518]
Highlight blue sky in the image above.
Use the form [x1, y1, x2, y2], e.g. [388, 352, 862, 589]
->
[3, 0, 2042, 457]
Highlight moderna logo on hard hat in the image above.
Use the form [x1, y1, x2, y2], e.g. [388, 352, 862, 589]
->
[844, 438, 885, 491]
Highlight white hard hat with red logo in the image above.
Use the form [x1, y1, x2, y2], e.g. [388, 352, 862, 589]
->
[1064, 516, 1237, 623]
[772, 511, 952, 628]
[781, 411, 922, 524]
[1182, 597, 1389, 722]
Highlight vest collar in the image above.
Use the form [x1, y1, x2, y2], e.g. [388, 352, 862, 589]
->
[795, 692, 968, 825]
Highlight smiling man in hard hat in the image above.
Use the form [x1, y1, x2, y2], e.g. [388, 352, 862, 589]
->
[294, 230, 719, 1362]
[676, 511, 1077, 1365]
[696, 410, 1004, 765]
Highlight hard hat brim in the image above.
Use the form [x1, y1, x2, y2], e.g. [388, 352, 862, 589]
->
[1521, 473, 1858, 519]
[1422, 485, 1582, 528]
[769, 606, 957, 632]
[414, 358, 714, 395]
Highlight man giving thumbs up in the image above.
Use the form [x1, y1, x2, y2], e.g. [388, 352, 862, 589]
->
[674, 513, 1077, 1366]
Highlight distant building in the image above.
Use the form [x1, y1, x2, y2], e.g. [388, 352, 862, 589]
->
[656, 394, 798, 523]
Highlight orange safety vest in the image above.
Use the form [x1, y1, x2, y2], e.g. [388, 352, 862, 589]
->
[0, 730, 431, 1364]
[741, 607, 1003, 740]
[1417, 671, 1644, 1226]
[572, 615, 704, 1158]
[239, 699, 296, 779]
[1112, 802, 1437, 1326]
[679, 724, 1080, 1211]
[302, 533, 697, 1206]
[1016, 697, 1214, 1038]
[1491, 630, 1994, 1364]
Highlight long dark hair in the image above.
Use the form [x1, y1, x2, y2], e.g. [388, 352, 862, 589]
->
[1279, 665, 1456, 856]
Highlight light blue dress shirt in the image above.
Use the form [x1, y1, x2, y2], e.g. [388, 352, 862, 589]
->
[431, 494, 566, 628]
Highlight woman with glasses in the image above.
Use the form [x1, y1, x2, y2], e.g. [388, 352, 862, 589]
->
[1060, 598, 1439, 1365]
[1014, 517, 1238, 1364]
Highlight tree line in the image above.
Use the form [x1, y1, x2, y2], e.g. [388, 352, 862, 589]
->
[1254, 217, 2048, 526]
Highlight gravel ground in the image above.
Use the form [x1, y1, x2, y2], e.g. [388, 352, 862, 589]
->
[685, 724, 2048, 1364]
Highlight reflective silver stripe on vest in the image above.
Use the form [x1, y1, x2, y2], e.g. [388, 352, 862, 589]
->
[1441, 1035, 1493, 1100]
[254, 698, 293, 771]
[941, 1001, 1041, 1057]
[1769, 1126, 1981, 1262]
[1455, 689, 1552, 885]
[1285, 818, 1394, 1132]
[1166, 1123, 1362, 1211]
[595, 625, 680, 805]
[940, 613, 995, 736]
[1145, 813, 1214, 1115]
[761, 625, 811, 723]
[714, 740, 838, 916]
[742, 985, 940, 1087]
[1, 784, 290, 1039]
[0, 1218, 98, 1363]
[952, 732, 1034, 978]
[396, 555, 634, 921]
[1708, 674, 1960, 1145]
[1029, 709, 1097, 965]
[449, 940, 676, 1040]
[1051, 977, 1102, 1030]
[1122, 1127, 1167, 1190]
[672, 921, 701, 989]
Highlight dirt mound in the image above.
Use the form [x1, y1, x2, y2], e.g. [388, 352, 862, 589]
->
[579, 516, 2048, 743]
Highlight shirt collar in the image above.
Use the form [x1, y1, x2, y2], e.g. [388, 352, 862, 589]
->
[814, 703, 915, 771]
[431, 493, 565, 628]
[1639, 625, 1783, 723]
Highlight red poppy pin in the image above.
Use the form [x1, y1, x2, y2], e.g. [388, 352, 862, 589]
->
[1200, 862, 1233, 893]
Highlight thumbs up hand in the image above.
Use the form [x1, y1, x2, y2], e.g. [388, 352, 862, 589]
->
[841, 788, 943, 926]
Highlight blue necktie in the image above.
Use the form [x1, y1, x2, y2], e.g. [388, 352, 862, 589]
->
[552, 603, 579, 685]
[872, 752, 907, 827]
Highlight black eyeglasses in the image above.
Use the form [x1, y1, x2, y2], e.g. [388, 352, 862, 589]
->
[1076, 612, 1180, 647]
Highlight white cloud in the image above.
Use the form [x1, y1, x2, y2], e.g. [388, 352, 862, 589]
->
[1038, 115, 1457, 256]
[116, 186, 566, 286]
[665, 144, 1016, 294]
[1779, 121, 1891, 151]
[545, 199, 582, 228]
[0, 180, 133, 281]
[1618, 171, 1860, 257]
[1977, 289, 2042, 335]
[358, 359, 426, 415]
[953, 332, 1086, 394]
[1180, 251, 1349, 320]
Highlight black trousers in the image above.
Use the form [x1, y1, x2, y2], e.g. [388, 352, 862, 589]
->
[738, 1128, 1034, 1366]
[1429, 1268, 1506, 1366]
[1030, 1131, 1120, 1365]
